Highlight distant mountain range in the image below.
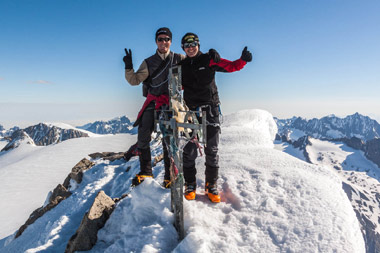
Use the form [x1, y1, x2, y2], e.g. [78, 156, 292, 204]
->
[275, 112, 380, 168]
[1, 116, 137, 152]
[77, 116, 137, 135]
[276, 112, 380, 141]
[1, 123, 88, 152]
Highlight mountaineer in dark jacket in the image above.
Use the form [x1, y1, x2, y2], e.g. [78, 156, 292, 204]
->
[123, 27, 184, 187]
[179, 32, 252, 203]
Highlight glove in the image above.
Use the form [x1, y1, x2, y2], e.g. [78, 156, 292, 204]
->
[208, 49, 220, 63]
[241, 46, 252, 62]
[123, 48, 133, 69]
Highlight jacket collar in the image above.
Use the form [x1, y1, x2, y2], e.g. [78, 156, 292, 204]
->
[156, 49, 171, 60]
[185, 51, 202, 61]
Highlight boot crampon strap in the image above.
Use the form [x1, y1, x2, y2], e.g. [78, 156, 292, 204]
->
[162, 179, 171, 189]
[132, 174, 153, 186]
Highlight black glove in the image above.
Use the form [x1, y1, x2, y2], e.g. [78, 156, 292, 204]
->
[208, 48, 220, 63]
[123, 48, 133, 69]
[241, 46, 252, 62]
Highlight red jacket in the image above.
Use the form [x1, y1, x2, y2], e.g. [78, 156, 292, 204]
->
[133, 93, 169, 127]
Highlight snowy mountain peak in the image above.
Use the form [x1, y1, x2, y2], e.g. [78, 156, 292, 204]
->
[1, 130, 35, 151]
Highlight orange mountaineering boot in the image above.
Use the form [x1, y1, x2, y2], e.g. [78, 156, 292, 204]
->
[205, 182, 221, 203]
[184, 182, 196, 200]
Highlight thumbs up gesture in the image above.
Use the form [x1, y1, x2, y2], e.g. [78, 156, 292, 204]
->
[241, 47, 252, 62]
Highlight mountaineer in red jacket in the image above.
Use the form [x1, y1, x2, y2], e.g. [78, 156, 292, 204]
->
[179, 32, 252, 203]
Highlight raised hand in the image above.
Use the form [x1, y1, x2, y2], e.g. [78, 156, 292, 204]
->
[208, 48, 221, 63]
[241, 47, 252, 62]
[123, 48, 133, 69]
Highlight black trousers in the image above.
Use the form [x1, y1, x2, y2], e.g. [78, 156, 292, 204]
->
[183, 105, 220, 185]
[137, 103, 170, 177]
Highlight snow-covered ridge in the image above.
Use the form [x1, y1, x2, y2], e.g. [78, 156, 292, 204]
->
[0, 109, 365, 252]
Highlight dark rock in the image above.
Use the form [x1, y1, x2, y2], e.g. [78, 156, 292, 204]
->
[89, 152, 125, 162]
[292, 136, 312, 149]
[69, 158, 95, 185]
[88, 152, 114, 159]
[341, 181, 380, 253]
[365, 138, 380, 169]
[335, 136, 365, 151]
[1, 130, 35, 152]
[49, 184, 72, 203]
[65, 191, 115, 253]
[281, 135, 291, 143]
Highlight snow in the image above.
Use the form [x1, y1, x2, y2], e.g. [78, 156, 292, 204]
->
[274, 141, 307, 161]
[0, 134, 135, 238]
[326, 129, 344, 139]
[306, 138, 380, 180]
[287, 128, 306, 141]
[0, 109, 365, 252]
[0, 140, 7, 150]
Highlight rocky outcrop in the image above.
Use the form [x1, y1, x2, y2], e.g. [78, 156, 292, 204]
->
[65, 191, 116, 253]
[63, 158, 95, 188]
[89, 152, 125, 162]
[365, 139, 380, 169]
[342, 177, 380, 253]
[15, 158, 96, 238]
[275, 134, 312, 163]
[15, 184, 72, 238]
[333, 136, 365, 151]
[1, 130, 35, 152]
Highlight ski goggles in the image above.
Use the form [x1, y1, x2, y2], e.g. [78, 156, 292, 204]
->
[183, 41, 199, 48]
[157, 37, 171, 42]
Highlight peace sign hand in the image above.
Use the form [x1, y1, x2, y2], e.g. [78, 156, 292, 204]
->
[123, 48, 133, 69]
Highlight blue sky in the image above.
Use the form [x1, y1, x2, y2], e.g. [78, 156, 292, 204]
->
[0, 0, 379, 128]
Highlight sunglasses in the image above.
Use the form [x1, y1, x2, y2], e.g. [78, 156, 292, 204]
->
[183, 41, 198, 48]
[157, 37, 171, 42]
